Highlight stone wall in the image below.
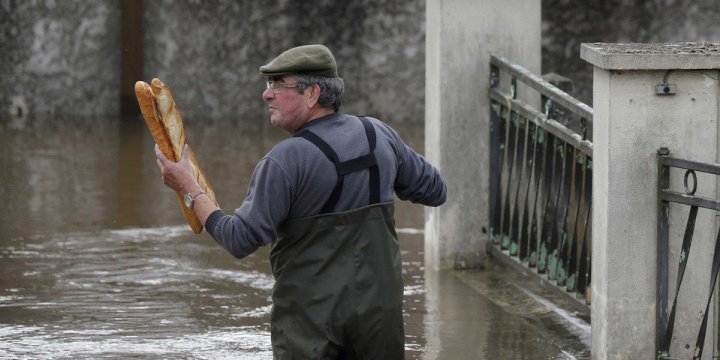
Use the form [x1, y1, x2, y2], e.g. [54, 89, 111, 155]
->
[0, 0, 121, 117]
[3, 0, 720, 121]
[0, 0, 424, 123]
[143, 0, 425, 124]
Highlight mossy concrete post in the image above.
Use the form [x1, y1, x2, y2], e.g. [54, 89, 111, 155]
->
[582, 43, 720, 359]
[424, 0, 541, 270]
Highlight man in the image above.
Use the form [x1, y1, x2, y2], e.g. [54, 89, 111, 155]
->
[156, 44, 446, 359]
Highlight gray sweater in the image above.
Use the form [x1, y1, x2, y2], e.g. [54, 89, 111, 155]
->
[205, 113, 446, 258]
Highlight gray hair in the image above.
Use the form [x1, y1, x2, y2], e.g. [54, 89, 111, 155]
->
[295, 74, 345, 111]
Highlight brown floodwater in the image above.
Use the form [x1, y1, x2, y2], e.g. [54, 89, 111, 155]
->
[0, 114, 589, 359]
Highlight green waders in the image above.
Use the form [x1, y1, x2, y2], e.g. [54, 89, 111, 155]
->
[269, 117, 405, 359]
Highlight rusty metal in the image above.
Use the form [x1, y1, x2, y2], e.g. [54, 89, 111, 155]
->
[519, 123, 540, 262]
[488, 55, 593, 308]
[526, 126, 546, 267]
[488, 89, 593, 156]
[500, 110, 520, 249]
[684, 169, 697, 195]
[489, 115, 504, 243]
[576, 166, 592, 299]
[658, 205, 698, 355]
[657, 147, 670, 355]
[662, 156, 720, 175]
[656, 148, 720, 359]
[509, 116, 529, 255]
[489, 65, 503, 244]
[566, 152, 588, 292]
[540, 135, 561, 275]
[490, 55, 593, 123]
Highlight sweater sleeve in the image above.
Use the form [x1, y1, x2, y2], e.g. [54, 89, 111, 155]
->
[205, 157, 293, 259]
[391, 130, 447, 207]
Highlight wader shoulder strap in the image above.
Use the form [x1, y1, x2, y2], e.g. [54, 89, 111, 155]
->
[294, 116, 380, 213]
[359, 116, 381, 207]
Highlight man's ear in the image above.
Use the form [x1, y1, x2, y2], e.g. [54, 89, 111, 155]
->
[305, 84, 321, 108]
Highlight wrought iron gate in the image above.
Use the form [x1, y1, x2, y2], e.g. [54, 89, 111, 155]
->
[488, 55, 593, 309]
[657, 148, 720, 360]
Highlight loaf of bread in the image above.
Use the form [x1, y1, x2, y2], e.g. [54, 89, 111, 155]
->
[134, 78, 217, 234]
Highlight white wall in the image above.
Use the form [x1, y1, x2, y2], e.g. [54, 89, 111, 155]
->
[425, 0, 541, 269]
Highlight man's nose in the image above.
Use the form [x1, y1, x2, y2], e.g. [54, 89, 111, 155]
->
[262, 88, 275, 101]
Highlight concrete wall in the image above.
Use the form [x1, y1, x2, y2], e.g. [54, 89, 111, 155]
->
[424, 0, 541, 269]
[583, 43, 720, 359]
[4, 0, 720, 123]
[0, 0, 121, 117]
[143, 0, 425, 124]
[1, 0, 425, 124]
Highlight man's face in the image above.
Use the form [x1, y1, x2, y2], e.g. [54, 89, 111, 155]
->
[262, 75, 310, 133]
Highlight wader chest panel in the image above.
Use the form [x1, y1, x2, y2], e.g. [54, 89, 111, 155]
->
[270, 117, 404, 359]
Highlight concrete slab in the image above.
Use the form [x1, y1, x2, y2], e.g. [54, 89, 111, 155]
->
[581, 42, 720, 70]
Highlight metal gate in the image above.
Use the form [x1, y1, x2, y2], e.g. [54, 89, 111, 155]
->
[656, 148, 720, 360]
[488, 55, 593, 309]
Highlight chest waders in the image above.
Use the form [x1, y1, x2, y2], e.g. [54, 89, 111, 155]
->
[270, 117, 405, 360]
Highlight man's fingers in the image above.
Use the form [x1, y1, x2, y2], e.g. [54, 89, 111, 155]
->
[155, 143, 169, 163]
[154, 143, 195, 193]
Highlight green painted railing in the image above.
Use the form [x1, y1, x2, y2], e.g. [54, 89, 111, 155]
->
[488, 55, 593, 309]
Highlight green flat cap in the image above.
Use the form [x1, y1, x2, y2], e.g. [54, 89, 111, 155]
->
[259, 44, 338, 78]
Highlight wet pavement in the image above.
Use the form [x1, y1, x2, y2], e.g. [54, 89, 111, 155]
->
[0, 115, 589, 359]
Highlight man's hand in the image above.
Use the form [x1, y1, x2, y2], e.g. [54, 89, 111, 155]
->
[155, 144, 200, 195]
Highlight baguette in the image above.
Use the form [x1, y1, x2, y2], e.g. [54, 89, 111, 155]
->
[151, 78, 218, 208]
[134, 79, 217, 234]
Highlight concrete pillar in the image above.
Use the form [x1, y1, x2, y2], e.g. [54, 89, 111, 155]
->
[424, 0, 541, 270]
[581, 43, 720, 359]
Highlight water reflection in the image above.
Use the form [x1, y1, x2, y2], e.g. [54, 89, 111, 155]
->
[0, 115, 586, 359]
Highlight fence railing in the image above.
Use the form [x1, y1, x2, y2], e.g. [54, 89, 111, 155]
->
[656, 148, 720, 360]
[488, 55, 593, 309]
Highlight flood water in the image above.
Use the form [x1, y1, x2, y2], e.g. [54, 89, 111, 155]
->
[0, 114, 589, 359]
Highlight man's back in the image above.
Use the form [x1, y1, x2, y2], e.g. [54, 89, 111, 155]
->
[206, 113, 446, 258]
[272, 113, 444, 216]
[269, 113, 422, 359]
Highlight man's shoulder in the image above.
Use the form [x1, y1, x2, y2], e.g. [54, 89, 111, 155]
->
[264, 135, 321, 167]
[355, 115, 402, 140]
[339, 114, 398, 135]
[269, 136, 314, 155]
